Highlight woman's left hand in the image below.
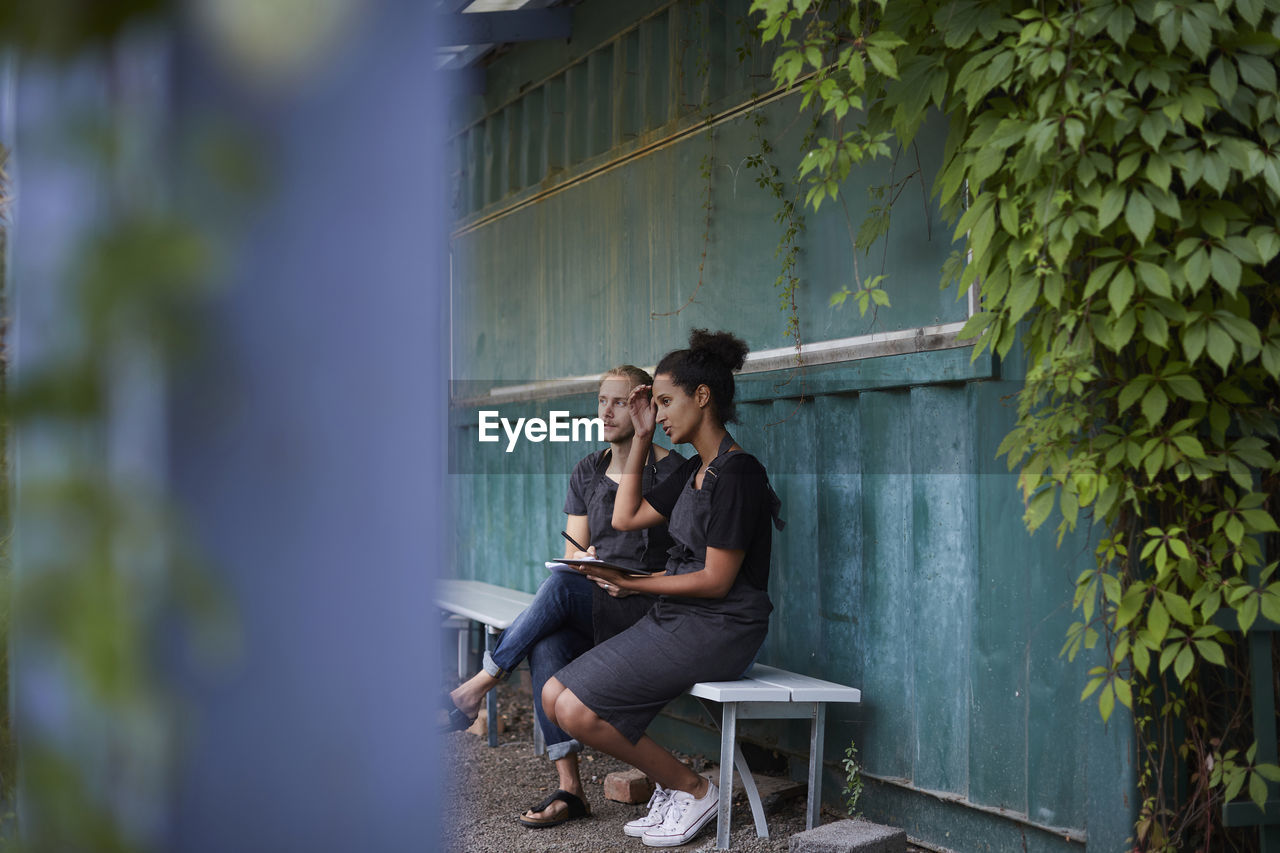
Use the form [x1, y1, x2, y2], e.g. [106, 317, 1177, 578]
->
[593, 576, 632, 597]
[580, 563, 629, 589]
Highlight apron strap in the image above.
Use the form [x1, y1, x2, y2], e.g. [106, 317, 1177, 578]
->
[703, 434, 786, 531]
[701, 433, 737, 494]
[642, 445, 659, 492]
[586, 448, 611, 504]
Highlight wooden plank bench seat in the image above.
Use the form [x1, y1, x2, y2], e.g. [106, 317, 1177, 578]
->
[435, 579, 536, 747]
[689, 664, 862, 850]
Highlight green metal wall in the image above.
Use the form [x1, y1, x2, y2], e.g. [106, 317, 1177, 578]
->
[447, 2, 1135, 850]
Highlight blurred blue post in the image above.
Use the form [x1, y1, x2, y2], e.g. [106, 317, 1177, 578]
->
[161, 2, 449, 851]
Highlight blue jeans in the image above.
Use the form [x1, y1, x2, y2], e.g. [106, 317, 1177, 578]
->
[483, 571, 594, 760]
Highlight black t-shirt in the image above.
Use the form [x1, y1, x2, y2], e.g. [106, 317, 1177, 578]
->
[644, 452, 774, 591]
[563, 446, 686, 569]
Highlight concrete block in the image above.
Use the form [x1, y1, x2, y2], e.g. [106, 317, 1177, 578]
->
[788, 818, 906, 853]
[604, 769, 654, 804]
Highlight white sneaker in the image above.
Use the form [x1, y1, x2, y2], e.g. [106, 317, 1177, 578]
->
[641, 780, 718, 847]
[623, 784, 673, 837]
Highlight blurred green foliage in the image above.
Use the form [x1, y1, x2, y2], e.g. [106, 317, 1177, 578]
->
[0, 4, 245, 851]
[0, 1, 167, 59]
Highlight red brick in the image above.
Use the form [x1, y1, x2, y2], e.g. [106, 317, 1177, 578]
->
[603, 769, 654, 804]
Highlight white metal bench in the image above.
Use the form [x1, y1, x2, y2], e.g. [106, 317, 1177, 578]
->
[436, 579, 862, 849]
[689, 664, 862, 850]
[435, 579, 536, 747]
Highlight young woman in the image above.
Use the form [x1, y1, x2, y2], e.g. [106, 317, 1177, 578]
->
[443, 365, 685, 828]
[543, 329, 783, 848]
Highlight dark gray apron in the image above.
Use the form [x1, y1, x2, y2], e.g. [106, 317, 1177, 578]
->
[583, 446, 660, 570]
[552, 436, 783, 743]
[584, 447, 662, 643]
[654, 434, 780, 627]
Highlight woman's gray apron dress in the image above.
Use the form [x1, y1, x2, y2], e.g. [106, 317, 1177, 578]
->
[556, 435, 785, 744]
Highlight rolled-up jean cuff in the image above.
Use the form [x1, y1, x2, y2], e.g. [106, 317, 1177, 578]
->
[481, 651, 507, 680]
[545, 738, 583, 762]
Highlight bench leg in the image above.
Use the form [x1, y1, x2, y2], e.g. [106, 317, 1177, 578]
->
[806, 703, 826, 830]
[456, 624, 468, 681]
[717, 702, 737, 850]
[694, 698, 769, 845]
[484, 626, 500, 747]
[733, 742, 769, 839]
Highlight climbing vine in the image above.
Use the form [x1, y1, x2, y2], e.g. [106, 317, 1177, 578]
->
[752, 0, 1280, 849]
[744, 108, 810, 354]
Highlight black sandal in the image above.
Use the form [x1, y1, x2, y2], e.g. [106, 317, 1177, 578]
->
[438, 694, 476, 734]
[518, 789, 591, 828]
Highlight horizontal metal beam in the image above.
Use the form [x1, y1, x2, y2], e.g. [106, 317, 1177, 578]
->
[1223, 798, 1280, 826]
[440, 9, 571, 46]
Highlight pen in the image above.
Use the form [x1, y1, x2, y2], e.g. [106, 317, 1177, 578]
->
[561, 530, 589, 553]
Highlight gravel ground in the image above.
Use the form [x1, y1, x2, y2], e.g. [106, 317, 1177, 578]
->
[441, 677, 928, 853]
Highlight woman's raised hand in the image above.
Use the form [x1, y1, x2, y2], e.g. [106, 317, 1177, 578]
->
[626, 383, 657, 439]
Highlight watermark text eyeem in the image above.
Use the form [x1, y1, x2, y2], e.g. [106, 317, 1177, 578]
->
[478, 410, 604, 452]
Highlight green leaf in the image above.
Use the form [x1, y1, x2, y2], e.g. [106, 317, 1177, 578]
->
[1196, 639, 1226, 666]
[1135, 261, 1171, 297]
[1261, 590, 1280, 625]
[1125, 192, 1155, 244]
[1251, 771, 1269, 811]
[1174, 644, 1195, 682]
[1026, 487, 1055, 532]
[1097, 186, 1125, 228]
[1085, 261, 1120, 298]
[1118, 378, 1149, 413]
[865, 45, 899, 79]
[1184, 321, 1207, 363]
[1239, 53, 1278, 93]
[1118, 584, 1147, 628]
[1211, 247, 1242, 295]
[1172, 434, 1206, 457]
[1163, 374, 1205, 402]
[1146, 154, 1172, 191]
[1207, 324, 1235, 371]
[957, 310, 996, 341]
[1099, 681, 1116, 721]
[1180, 10, 1212, 60]
[1133, 641, 1151, 676]
[1240, 594, 1260, 633]
[1186, 247, 1211, 291]
[1243, 509, 1280, 533]
[1007, 279, 1040, 326]
[1141, 384, 1168, 426]
[1258, 764, 1280, 784]
[1210, 56, 1239, 101]
[1164, 591, 1194, 625]
[1148, 597, 1170, 645]
[1109, 265, 1135, 314]
[1143, 307, 1169, 346]
[1114, 676, 1132, 709]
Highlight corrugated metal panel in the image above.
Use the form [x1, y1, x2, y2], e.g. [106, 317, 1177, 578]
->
[858, 389, 916, 780]
[909, 384, 976, 795]
[969, 380, 1031, 814]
